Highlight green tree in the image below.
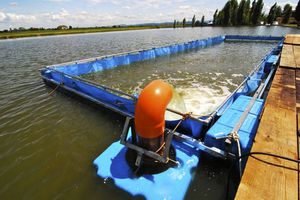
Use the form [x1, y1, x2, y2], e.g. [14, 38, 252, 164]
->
[267, 3, 277, 24]
[250, 0, 256, 24]
[282, 4, 292, 24]
[182, 18, 186, 28]
[230, 0, 238, 25]
[173, 20, 176, 28]
[223, 1, 231, 25]
[244, 0, 251, 24]
[260, 12, 267, 24]
[217, 10, 224, 25]
[295, 0, 300, 26]
[275, 5, 282, 18]
[195, 20, 201, 26]
[213, 9, 218, 25]
[237, 0, 246, 25]
[201, 15, 205, 26]
[251, 0, 263, 25]
[192, 15, 196, 27]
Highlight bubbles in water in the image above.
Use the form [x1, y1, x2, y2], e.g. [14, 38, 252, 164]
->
[165, 87, 187, 120]
[176, 85, 230, 116]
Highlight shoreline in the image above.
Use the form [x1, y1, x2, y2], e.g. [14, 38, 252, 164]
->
[0, 24, 298, 40]
[0, 26, 164, 40]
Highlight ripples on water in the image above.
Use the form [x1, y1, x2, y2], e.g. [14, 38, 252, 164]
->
[0, 27, 299, 199]
[81, 42, 275, 115]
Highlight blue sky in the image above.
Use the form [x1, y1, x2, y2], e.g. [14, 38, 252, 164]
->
[0, 0, 298, 29]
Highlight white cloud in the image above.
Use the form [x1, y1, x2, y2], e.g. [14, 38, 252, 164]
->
[0, 0, 224, 29]
[277, 1, 297, 9]
[0, 11, 36, 24]
[0, 12, 6, 22]
[263, 1, 297, 14]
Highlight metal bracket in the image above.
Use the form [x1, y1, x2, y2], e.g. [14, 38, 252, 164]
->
[120, 116, 236, 162]
[120, 116, 170, 164]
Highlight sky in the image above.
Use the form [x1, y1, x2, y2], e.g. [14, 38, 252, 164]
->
[0, 0, 298, 30]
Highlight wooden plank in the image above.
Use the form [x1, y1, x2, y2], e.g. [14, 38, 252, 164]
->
[235, 66, 298, 200]
[294, 46, 300, 68]
[294, 37, 300, 45]
[285, 35, 294, 44]
[280, 44, 296, 68]
[285, 34, 300, 45]
[296, 70, 300, 114]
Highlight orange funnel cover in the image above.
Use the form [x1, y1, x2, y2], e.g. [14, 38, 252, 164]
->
[135, 80, 173, 139]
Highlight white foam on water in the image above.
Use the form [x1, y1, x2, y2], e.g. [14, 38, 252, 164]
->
[176, 85, 231, 116]
[226, 79, 238, 87]
[232, 73, 243, 77]
[215, 73, 224, 77]
[128, 75, 232, 117]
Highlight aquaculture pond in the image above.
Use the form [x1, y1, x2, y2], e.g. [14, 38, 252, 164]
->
[0, 26, 299, 199]
[81, 41, 275, 115]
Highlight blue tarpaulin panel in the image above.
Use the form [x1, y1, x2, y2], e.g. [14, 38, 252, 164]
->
[53, 36, 225, 76]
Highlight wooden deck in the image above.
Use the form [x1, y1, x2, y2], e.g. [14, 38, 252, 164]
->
[235, 35, 299, 199]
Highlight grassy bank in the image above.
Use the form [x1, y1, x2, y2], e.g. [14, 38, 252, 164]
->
[281, 24, 299, 28]
[0, 26, 164, 40]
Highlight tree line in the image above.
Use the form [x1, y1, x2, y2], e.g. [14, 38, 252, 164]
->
[214, 0, 300, 25]
[174, 0, 300, 28]
[173, 15, 206, 28]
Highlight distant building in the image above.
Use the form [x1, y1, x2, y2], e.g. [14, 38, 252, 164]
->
[276, 17, 297, 25]
[288, 17, 297, 24]
[57, 25, 68, 30]
[207, 20, 213, 25]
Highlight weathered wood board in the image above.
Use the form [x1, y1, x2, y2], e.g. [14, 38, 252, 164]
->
[280, 44, 296, 68]
[235, 36, 299, 199]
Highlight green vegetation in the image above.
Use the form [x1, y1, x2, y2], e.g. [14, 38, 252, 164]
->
[267, 3, 277, 24]
[2, 0, 300, 39]
[282, 4, 293, 24]
[192, 15, 196, 28]
[296, 1, 300, 24]
[213, 0, 300, 26]
[182, 18, 186, 28]
[0, 26, 164, 40]
[201, 16, 205, 26]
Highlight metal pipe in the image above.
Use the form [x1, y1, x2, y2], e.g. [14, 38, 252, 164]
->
[258, 68, 276, 99]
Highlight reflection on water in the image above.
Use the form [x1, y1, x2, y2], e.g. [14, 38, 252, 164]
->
[0, 27, 299, 199]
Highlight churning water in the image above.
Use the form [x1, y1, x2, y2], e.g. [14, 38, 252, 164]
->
[81, 41, 275, 115]
[0, 27, 299, 200]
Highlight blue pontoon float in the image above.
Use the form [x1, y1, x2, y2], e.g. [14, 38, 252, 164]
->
[41, 35, 284, 200]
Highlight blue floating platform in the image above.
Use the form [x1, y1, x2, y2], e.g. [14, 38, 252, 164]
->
[204, 95, 264, 154]
[264, 55, 279, 73]
[93, 131, 200, 200]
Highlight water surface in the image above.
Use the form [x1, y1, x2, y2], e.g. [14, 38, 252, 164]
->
[0, 27, 299, 199]
[81, 41, 275, 115]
